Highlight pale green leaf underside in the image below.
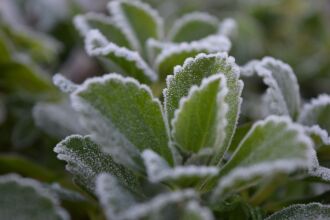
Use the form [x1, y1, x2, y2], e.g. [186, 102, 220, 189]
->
[142, 150, 218, 186]
[298, 94, 330, 133]
[255, 57, 301, 119]
[71, 74, 173, 164]
[168, 12, 219, 43]
[0, 174, 69, 220]
[74, 13, 132, 48]
[54, 135, 140, 194]
[165, 53, 242, 162]
[212, 116, 315, 200]
[85, 30, 156, 84]
[108, 0, 163, 57]
[265, 203, 330, 220]
[172, 74, 228, 153]
[96, 173, 137, 220]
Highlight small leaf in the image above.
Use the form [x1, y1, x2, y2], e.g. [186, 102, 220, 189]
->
[85, 30, 157, 84]
[0, 174, 69, 220]
[298, 94, 330, 133]
[167, 12, 219, 43]
[54, 135, 140, 194]
[212, 116, 316, 201]
[164, 53, 243, 162]
[304, 125, 330, 149]
[265, 203, 330, 220]
[156, 36, 231, 80]
[108, 0, 163, 57]
[255, 57, 301, 119]
[74, 13, 132, 48]
[171, 74, 228, 154]
[142, 150, 218, 186]
[96, 173, 137, 220]
[71, 73, 173, 165]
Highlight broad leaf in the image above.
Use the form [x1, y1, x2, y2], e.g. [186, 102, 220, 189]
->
[0, 174, 69, 220]
[168, 12, 219, 43]
[212, 116, 316, 201]
[156, 36, 231, 80]
[171, 74, 228, 153]
[265, 203, 330, 220]
[298, 94, 330, 133]
[108, 0, 163, 57]
[255, 57, 301, 119]
[74, 13, 132, 48]
[85, 30, 157, 84]
[71, 74, 173, 165]
[54, 135, 140, 194]
[164, 53, 243, 162]
[142, 150, 218, 186]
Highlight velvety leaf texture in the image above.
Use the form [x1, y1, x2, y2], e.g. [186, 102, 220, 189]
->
[54, 135, 140, 194]
[71, 74, 173, 165]
[171, 74, 228, 154]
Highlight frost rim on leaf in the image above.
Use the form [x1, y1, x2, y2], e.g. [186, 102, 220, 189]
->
[53, 74, 77, 93]
[85, 29, 157, 82]
[108, 0, 164, 52]
[298, 94, 330, 125]
[167, 11, 219, 41]
[142, 149, 218, 183]
[212, 116, 316, 201]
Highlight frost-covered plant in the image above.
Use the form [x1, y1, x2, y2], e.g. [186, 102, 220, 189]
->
[2, 1, 330, 220]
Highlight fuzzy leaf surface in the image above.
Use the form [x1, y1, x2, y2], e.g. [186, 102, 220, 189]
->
[172, 74, 228, 153]
[164, 53, 242, 161]
[71, 74, 173, 164]
[212, 116, 315, 200]
[54, 135, 140, 194]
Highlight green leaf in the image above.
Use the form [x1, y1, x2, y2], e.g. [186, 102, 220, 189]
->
[0, 174, 69, 220]
[212, 116, 316, 201]
[156, 36, 231, 80]
[142, 150, 218, 186]
[171, 74, 228, 154]
[74, 13, 132, 48]
[54, 135, 140, 194]
[265, 203, 330, 220]
[164, 53, 243, 162]
[108, 0, 163, 57]
[255, 57, 301, 120]
[168, 12, 219, 43]
[71, 74, 173, 165]
[298, 94, 330, 133]
[85, 30, 157, 84]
